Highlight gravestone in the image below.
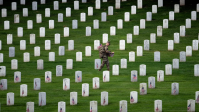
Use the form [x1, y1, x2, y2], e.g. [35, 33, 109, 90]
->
[129, 51, 135, 62]
[192, 40, 198, 51]
[101, 91, 108, 105]
[49, 20, 54, 29]
[152, 5, 157, 13]
[14, 14, 20, 23]
[0, 53, 3, 63]
[0, 40, 1, 50]
[70, 92, 77, 105]
[139, 64, 146, 76]
[115, 1, 120, 9]
[56, 65, 62, 76]
[32, 1, 37, 10]
[130, 91, 138, 104]
[168, 40, 174, 51]
[7, 34, 13, 45]
[169, 11, 174, 20]
[0, 79, 7, 90]
[101, 12, 107, 22]
[40, 27, 45, 37]
[103, 0, 107, 2]
[137, 0, 142, 9]
[63, 78, 70, 90]
[157, 26, 162, 36]
[34, 78, 41, 90]
[37, 59, 43, 70]
[186, 18, 191, 28]
[140, 19, 145, 29]
[36, 14, 42, 23]
[90, 101, 98, 112]
[180, 25, 185, 37]
[45, 8, 50, 17]
[154, 100, 162, 112]
[174, 4, 179, 13]
[20, 40, 26, 50]
[180, 0, 185, 6]
[165, 64, 172, 75]
[23, 8, 28, 17]
[49, 52, 55, 61]
[17, 27, 23, 37]
[7, 92, 14, 105]
[27, 20, 33, 29]
[121, 58, 127, 69]
[108, 6, 113, 15]
[58, 13, 63, 22]
[54, 33, 60, 44]
[23, 52, 30, 62]
[154, 51, 160, 62]
[80, 13, 86, 22]
[64, 27, 69, 37]
[172, 59, 179, 69]
[45, 40, 51, 50]
[144, 40, 150, 50]
[86, 26, 91, 36]
[179, 51, 186, 62]
[20, 84, 27, 97]
[4, 21, 10, 30]
[88, 7, 93, 16]
[158, 0, 163, 7]
[95, 0, 101, 9]
[163, 19, 168, 29]
[74, 1, 79, 10]
[66, 59, 73, 69]
[72, 20, 78, 29]
[54, 1, 59, 10]
[186, 46, 192, 56]
[112, 65, 119, 75]
[76, 52, 82, 62]
[131, 70, 138, 82]
[126, 33, 132, 43]
[140, 83, 147, 95]
[133, 26, 139, 35]
[103, 33, 108, 43]
[66, 7, 71, 17]
[119, 40, 125, 50]
[103, 71, 110, 82]
[171, 82, 179, 95]
[150, 33, 156, 43]
[45, 71, 52, 83]
[41, 0, 45, 4]
[194, 64, 199, 76]
[82, 83, 89, 96]
[95, 59, 101, 69]
[59, 46, 65, 56]
[110, 26, 116, 35]
[85, 46, 91, 56]
[117, 19, 123, 29]
[148, 76, 155, 88]
[58, 101, 65, 112]
[38, 92, 46, 106]
[137, 46, 143, 56]
[187, 99, 195, 112]
[94, 40, 100, 50]
[146, 12, 152, 21]
[93, 19, 99, 29]
[9, 47, 15, 57]
[124, 12, 130, 22]
[191, 11, 197, 20]
[0, 66, 6, 77]
[197, 4, 199, 12]
[75, 71, 82, 82]
[11, 2, 17, 10]
[26, 102, 34, 112]
[131, 5, 136, 14]
[62, 0, 66, 3]
[14, 71, 21, 83]
[119, 100, 127, 112]
[157, 70, 164, 82]
[195, 91, 199, 103]
[174, 33, 180, 43]
[2, 8, 7, 17]
[30, 34, 35, 44]
[93, 77, 100, 89]
[34, 46, 40, 56]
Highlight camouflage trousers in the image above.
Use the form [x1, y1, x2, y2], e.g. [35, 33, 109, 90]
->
[99, 60, 109, 70]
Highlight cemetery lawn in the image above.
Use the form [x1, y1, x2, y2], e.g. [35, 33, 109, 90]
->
[0, 0, 199, 111]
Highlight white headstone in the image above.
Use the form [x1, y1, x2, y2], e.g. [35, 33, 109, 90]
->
[82, 83, 89, 96]
[58, 13, 63, 22]
[112, 64, 119, 75]
[101, 12, 107, 22]
[36, 14, 42, 23]
[30, 34, 35, 44]
[63, 78, 70, 90]
[126, 33, 132, 43]
[158, 0, 163, 7]
[7, 34, 13, 45]
[146, 12, 152, 21]
[154, 100, 162, 112]
[180, 25, 185, 37]
[115, 2, 120, 9]
[85, 46, 91, 56]
[174, 4, 180, 13]
[90, 101, 98, 112]
[54, 33, 60, 44]
[137, 0, 142, 9]
[133, 26, 139, 35]
[32, 1, 37, 10]
[110, 26, 116, 35]
[54, 1, 59, 10]
[58, 101, 66, 112]
[45, 71, 52, 83]
[66, 59, 73, 69]
[169, 11, 174, 20]
[23, 52, 30, 62]
[11, 59, 18, 70]
[117, 19, 123, 29]
[101, 91, 108, 105]
[20, 84, 27, 97]
[1, 8, 7, 17]
[80, 13, 86, 22]
[195, 91, 199, 103]
[119, 40, 125, 50]
[103, 71, 110, 82]
[129, 51, 135, 62]
[41, 0, 45, 4]
[150, 33, 156, 43]
[70, 92, 77, 105]
[26, 102, 34, 112]
[172, 59, 179, 69]
[14, 14, 20, 23]
[186, 46, 192, 56]
[174, 33, 180, 43]
[75, 71, 82, 82]
[9, 47, 15, 57]
[0, 79, 7, 90]
[186, 18, 191, 28]
[130, 91, 138, 104]
[137, 46, 143, 56]
[157, 70, 164, 82]
[95, 59, 101, 69]
[131, 5, 136, 14]
[49, 20, 54, 29]
[72, 20, 78, 29]
[20, 40, 26, 50]
[124, 12, 130, 22]
[187, 99, 195, 112]
[95, 0, 101, 9]
[144, 40, 150, 50]
[56, 65, 62, 76]
[154, 51, 160, 62]
[131, 70, 138, 82]
[59, 46, 65, 56]
[23, 8, 28, 17]
[34, 78, 41, 90]
[66, 7, 71, 17]
[4, 21, 9, 30]
[179, 51, 186, 62]
[7, 92, 14, 105]
[119, 100, 127, 112]
[94, 40, 100, 50]
[64, 27, 69, 37]
[139, 64, 146, 76]
[140, 83, 147, 95]
[45, 8, 50, 17]
[76, 52, 82, 62]
[62, 0, 66, 3]
[37, 59, 43, 70]
[103, 33, 108, 43]
[171, 82, 179, 95]
[165, 64, 172, 75]
[108, 6, 113, 15]
[74, 1, 79, 10]
[45, 40, 51, 50]
[157, 26, 162, 36]
[11, 2, 17, 11]
[49, 52, 55, 61]
[86, 26, 91, 36]
[39, 92, 46, 106]
[34, 46, 40, 56]
[17, 27, 23, 37]
[93, 77, 100, 89]
[197, 4, 199, 12]
[152, 5, 157, 13]
[40, 27, 45, 37]
[163, 19, 168, 29]
[148, 76, 155, 88]
[0, 0, 2, 5]
[192, 40, 198, 51]
[140, 19, 145, 29]
[88, 7, 93, 16]
[120, 58, 127, 69]
[180, 0, 185, 6]
[0, 40, 1, 50]
[14, 71, 21, 83]
[194, 64, 199, 76]
[0, 53, 3, 63]
[168, 40, 174, 51]
[27, 20, 33, 29]
[191, 11, 197, 20]
[0, 66, 6, 77]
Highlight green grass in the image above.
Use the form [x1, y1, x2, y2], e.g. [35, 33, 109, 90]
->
[0, 0, 199, 112]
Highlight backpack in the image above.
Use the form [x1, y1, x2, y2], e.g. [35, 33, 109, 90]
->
[98, 44, 105, 58]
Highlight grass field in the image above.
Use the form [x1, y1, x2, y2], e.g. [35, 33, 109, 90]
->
[0, 0, 199, 112]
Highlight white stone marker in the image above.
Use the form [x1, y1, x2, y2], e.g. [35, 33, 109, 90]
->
[129, 51, 135, 62]
[119, 40, 125, 50]
[2, 8, 7, 17]
[90, 101, 98, 112]
[0, 53, 3, 63]
[152, 5, 157, 13]
[187, 99, 195, 112]
[112, 64, 119, 75]
[66, 59, 73, 69]
[131, 5, 136, 14]
[85, 46, 91, 56]
[180, 0, 185, 6]
[11, 59, 18, 70]
[197, 4, 199, 12]
[186, 18, 191, 28]
[93, 77, 100, 89]
[64, 27, 69, 37]
[88, 7, 93, 16]
[101, 91, 108, 105]
[127, 33, 132, 43]
[82, 83, 89, 97]
[20, 40, 26, 50]
[40, 27, 45, 37]
[56, 65, 62, 76]
[17, 27, 23, 37]
[95, 0, 101, 9]
[54, 1, 59, 10]
[30, 34, 35, 44]
[70, 92, 77, 105]
[59, 46, 65, 56]
[72, 20, 78, 29]
[150, 33, 156, 43]
[62, 0, 67, 3]
[137, 46, 143, 56]
[34, 46, 40, 56]
[66, 7, 71, 17]
[165, 64, 172, 75]
[26, 102, 34, 112]
[157, 70, 164, 82]
[49, 20, 54, 29]
[45, 8, 50, 17]
[194, 64, 199, 76]
[140, 19, 145, 29]
[157, 26, 162, 36]
[119, 100, 127, 112]
[11, 2, 17, 10]
[14, 14, 19, 23]
[32, 1, 37, 10]
[191, 11, 197, 20]
[144, 40, 150, 50]
[20, 84, 27, 97]
[37, 59, 43, 70]
[58, 13, 63, 22]
[14, 71, 21, 83]
[94, 40, 100, 50]
[74, 1, 79, 10]
[179, 51, 186, 62]
[103, 33, 108, 43]
[168, 40, 174, 51]
[0, 66, 6, 77]
[192, 40, 198, 50]
[154, 100, 162, 112]
[195, 91, 199, 103]
[124, 12, 130, 22]
[103, 71, 110, 82]
[0, 79, 7, 90]
[115, 0, 120, 9]
[148, 76, 155, 88]
[158, 0, 163, 7]
[108, 6, 113, 15]
[95, 59, 101, 69]
[4, 21, 10, 30]
[86, 26, 91, 36]
[131, 70, 138, 82]
[41, 0, 45, 4]
[140, 83, 147, 95]
[146, 12, 152, 21]
[163, 19, 168, 29]
[68, 40, 74, 50]
[23, 52, 30, 62]
[34, 78, 41, 90]
[9, 47, 15, 57]
[133, 26, 139, 35]
[63, 78, 70, 90]
[130, 91, 138, 103]
[76, 52, 82, 62]
[45, 71, 52, 83]
[7, 34, 13, 45]
[171, 82, 179, 95]
[54, 34, 60, 44]
[174, 4, 180, 13]
[75, 71, 82, 82]
[180, 25, 185, 37]
[110, 26, 116, 35]
[49, 52, 55, 61]
[172, 59, 179, 69]
[169, 11, 174, 20]
[0, 0, 2, 5]
[174, 33, 179, 43]
[101, 12, 107, 22]
[7, 92, 14, 105]
[58, 101, 66, 112]
[154, 51, 160, 62]
[137, 0, 142, 9]
[36, 14, 42, 23]
[139, 64, 146, 76]
[27, 20, 33, 29]
[121, 58, 127, 69]
[45, 40, 51, 50]
[0, 40, 1, 50]
[117, 19, 123, 29]
[186, 46, 192, 56]
[39, 92, 46, 106]
[80, 13, 86, 22]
